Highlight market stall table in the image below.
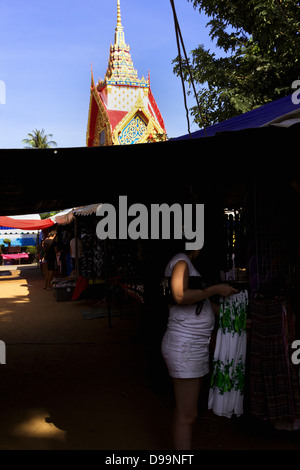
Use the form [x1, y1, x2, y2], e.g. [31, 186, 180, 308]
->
[2, 253, 29, 265]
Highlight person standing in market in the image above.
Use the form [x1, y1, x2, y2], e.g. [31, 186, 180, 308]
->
[43, 230, 58, 290]
[161, 247, 238, 450]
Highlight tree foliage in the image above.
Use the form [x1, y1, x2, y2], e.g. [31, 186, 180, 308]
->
[173, 0, 300, 127]
[40, 211, 60, 220]
[22, 129, 57, 149]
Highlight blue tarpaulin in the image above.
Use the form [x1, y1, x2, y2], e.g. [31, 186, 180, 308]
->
[173, 93, 300, 140]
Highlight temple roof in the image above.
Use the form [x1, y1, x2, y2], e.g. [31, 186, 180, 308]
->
[107, 109, 127, 132]
[87, 0, 167, 145]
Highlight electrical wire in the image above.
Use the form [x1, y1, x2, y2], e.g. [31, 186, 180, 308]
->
[170, 0, 207, 137]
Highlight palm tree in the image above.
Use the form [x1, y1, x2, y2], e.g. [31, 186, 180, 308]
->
[22, 129, 57, 149]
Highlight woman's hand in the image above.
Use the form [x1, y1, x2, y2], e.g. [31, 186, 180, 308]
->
[215, 284, 239, 298]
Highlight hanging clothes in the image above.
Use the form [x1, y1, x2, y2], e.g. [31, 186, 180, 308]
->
[250, 298, 300, 430]
[93, 236, 104, 278]
[81, 228, 104, 280]
[208, 290, 248, 418]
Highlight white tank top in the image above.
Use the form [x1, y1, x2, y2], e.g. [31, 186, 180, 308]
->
[164, 253, 215, 341]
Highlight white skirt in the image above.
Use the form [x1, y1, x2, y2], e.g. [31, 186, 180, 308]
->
[161, 300, 215, 379]
[161, 330, 211, 379]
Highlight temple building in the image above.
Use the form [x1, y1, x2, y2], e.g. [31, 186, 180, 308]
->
[86, 0, 167, 146]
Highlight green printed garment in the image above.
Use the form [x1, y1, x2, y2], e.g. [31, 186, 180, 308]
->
[208, 290, 248, 418]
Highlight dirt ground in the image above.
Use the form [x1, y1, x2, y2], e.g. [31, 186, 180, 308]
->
[0, 263, 300, 451]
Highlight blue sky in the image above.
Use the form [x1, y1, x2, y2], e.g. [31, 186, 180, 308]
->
[0, 0, 213, 149]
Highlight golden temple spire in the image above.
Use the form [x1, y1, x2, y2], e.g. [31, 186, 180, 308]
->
[117, 0, 122, 28]
[115, 0, 125, 47]
[103, 0, 145, 87]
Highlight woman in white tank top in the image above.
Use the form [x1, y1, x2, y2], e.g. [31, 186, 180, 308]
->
[161, 249, 238, 450]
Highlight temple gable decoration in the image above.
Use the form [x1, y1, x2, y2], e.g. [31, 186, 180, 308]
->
[86, 0, 167, 146]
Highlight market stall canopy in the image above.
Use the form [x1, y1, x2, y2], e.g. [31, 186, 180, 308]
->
[51, 208, 74, 225]
[173, 93, 300, 140]
[73, 204, 101, 216]
[0, 213, 42, 234]
[0, 215, 54, 230]
[51, 205, 102, 225]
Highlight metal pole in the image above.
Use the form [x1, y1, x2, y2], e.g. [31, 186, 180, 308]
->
[104, 239, 112, 328]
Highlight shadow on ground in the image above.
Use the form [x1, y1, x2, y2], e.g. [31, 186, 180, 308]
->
[0, 265, 299, 451]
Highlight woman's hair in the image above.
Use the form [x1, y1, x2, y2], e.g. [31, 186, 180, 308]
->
[164, 239, 191, 262]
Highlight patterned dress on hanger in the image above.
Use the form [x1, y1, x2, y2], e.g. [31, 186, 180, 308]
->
[208, 290, 248, 418]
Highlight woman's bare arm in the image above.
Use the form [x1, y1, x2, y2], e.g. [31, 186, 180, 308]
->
[171, 260, 238, 305]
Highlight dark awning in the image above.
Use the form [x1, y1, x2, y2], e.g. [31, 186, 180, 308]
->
[0, 126, 299, 216]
